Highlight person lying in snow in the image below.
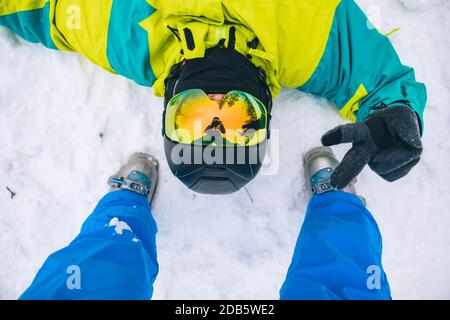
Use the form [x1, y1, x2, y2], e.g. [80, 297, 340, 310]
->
[0, 0, 426, 195]
[1, 0, 425, 299]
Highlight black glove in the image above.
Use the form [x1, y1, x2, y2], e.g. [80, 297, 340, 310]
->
[321, 106, 423, 189]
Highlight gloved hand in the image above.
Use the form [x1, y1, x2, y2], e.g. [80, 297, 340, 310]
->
[321, 106, 423, 189]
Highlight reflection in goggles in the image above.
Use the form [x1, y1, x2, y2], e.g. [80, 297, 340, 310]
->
[165, 89, 268, 147]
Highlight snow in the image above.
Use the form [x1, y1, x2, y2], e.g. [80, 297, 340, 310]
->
[0, 0, 449, 299]
[398, 0, 441, 10]
[108, 217, 132, 235]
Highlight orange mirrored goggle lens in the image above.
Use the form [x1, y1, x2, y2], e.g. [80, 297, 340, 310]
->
[165, 89, 268, 146]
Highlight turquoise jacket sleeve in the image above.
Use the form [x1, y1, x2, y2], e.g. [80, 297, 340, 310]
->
[0, 0, 156, 87]
[300, 0, 427, 130]
[0, 1, 57, 49]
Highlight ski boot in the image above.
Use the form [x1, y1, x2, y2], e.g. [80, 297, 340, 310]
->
[108, 153, 159, 204]
[304, 146, 365, 205]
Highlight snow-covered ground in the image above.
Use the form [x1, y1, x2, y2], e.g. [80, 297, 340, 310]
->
[0, 0, 449, 299]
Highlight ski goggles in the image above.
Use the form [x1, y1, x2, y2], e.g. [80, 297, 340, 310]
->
[164, 89, 268, 147]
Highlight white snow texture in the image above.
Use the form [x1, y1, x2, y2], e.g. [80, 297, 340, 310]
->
[0, 0, 449, 299]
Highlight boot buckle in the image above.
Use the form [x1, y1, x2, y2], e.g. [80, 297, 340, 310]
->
[108, 175, 150, 196]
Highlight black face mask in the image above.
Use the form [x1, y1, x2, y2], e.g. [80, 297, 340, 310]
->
[163, 46, 273, 195]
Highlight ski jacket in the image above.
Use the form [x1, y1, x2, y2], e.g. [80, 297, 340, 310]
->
[0, 0, 426, 125]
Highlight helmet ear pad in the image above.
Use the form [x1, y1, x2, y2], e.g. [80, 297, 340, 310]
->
[164, 139, 267, 194]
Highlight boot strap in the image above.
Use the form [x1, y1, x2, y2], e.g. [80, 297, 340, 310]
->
[108, 175, 150, 196]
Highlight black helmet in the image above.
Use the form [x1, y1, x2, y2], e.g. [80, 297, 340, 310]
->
[163, 46, 272, 194]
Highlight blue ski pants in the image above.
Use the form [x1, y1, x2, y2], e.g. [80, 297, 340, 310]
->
[20, 190, 391, 300]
